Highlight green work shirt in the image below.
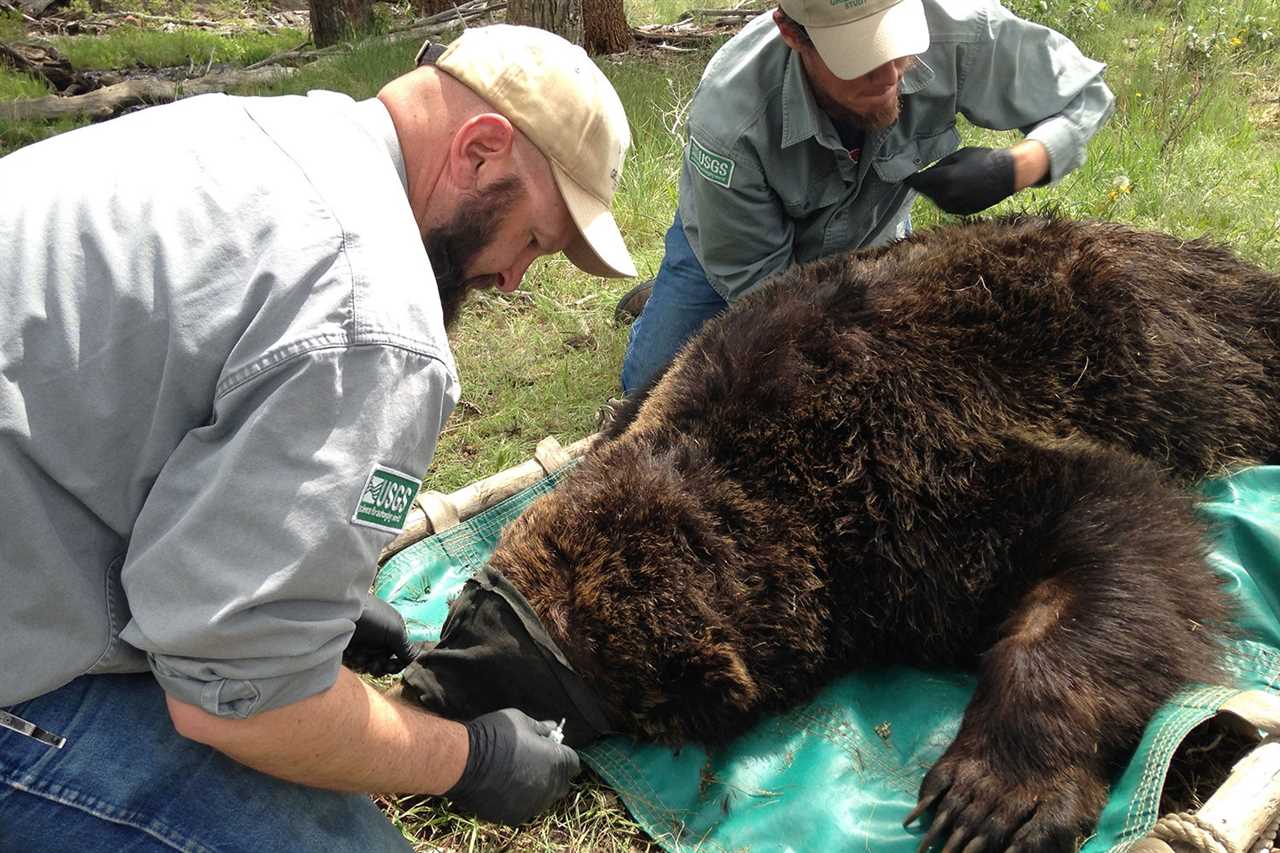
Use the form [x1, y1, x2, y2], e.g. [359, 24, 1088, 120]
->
[679, 0, 1116, 300]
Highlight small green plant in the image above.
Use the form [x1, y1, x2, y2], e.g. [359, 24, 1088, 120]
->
[1231, 11, 1276, 57]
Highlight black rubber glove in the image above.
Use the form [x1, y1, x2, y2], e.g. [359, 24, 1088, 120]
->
[342, 592, 422, 676]
[903, 146, 1017, 215]
[443, 708, 581, 825]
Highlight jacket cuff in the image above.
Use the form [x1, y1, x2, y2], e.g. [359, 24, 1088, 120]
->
[149, 653, 343, 718]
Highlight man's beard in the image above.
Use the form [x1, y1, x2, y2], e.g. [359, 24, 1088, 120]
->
[423, 176, 526, 328]
[855, 96, 901, 131]
[835, 56, 915, 132]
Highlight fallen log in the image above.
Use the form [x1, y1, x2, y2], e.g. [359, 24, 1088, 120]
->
[96, 10, 225, 27]
[0, 65, 296, 122]
[677, 7, 764, 19]
[630, 10, 761, 48]
[0, 41, 96, 93]
[244, 0, 505, 70]
[631, 26, 725, 46]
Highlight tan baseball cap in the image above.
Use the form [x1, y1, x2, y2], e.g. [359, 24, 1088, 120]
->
[420, 25, 637, 279]
[779, 0, 930, 81]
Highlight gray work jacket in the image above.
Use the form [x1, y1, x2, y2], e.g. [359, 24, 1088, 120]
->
[1, 93, 458, 716]
[679, 0, 1116, 300]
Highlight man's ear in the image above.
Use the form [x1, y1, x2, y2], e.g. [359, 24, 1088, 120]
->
[772, 8, 806, 52]
[448, 113, 516, 191]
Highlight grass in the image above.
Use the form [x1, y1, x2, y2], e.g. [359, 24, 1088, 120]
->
[1, 0, 1278, 847]
[47, 26, 306, 69]
[0, 67, 53, 99]
[378, 785, 659, 851]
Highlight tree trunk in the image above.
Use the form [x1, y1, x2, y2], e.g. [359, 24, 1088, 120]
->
[583, 0, 629, 55]
[507, 0, 582, 46]
[309, 0, 374, 48]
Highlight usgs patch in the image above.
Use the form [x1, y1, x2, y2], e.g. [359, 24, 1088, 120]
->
[689, 137, 735, 188]
[352, 464, 419, 534]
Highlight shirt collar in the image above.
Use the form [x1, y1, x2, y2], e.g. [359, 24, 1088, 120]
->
[780, 49, 824, 150]
[780, 52, 936, 150]
[901, 55, 935, 95]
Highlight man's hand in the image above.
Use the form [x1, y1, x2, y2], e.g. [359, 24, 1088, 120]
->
[903, 146, 1017, 215]
[444, 708, 581, 825]
[344, 592, 422, 676]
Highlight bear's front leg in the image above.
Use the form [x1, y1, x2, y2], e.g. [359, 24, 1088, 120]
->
[906, 439, 1230, 852]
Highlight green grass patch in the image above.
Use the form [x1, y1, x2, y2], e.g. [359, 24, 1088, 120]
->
[244, 32, 429, 99]
[49, 26, 306, 70]
[0, 66, 53, 100]
[0, 64, 74, 155]
[0, 8, 28, 41]
[945, 0, 1280, 268]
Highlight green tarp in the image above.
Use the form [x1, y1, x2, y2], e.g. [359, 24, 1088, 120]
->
[374, 466, 1280, 852]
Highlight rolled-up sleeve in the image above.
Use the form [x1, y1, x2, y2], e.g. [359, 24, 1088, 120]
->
[957, 0, 1115, 183]
[118, 342, 456, 717]
[679, 128, 794, 301]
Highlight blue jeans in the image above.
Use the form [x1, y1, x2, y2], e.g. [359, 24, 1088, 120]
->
[620, 212, 728, 395]
[0, 674, 412, 853]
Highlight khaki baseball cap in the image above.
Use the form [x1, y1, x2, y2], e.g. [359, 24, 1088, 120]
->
[420, 25, 637, 279]
[779, 0, 930, 81]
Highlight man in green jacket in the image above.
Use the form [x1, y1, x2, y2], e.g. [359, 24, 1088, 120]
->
[618, 0, 1114, 394]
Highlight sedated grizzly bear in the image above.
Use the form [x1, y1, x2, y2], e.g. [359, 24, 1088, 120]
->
[402, 216, 1280, 851]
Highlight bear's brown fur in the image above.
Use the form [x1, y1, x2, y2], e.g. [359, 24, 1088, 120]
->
[481, 217, 1280, 850]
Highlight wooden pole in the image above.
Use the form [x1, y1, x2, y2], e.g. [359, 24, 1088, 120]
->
[1140, 691, 1280, 853]
[379, 434, 600, 562]
[1181, 738, 1280, 852]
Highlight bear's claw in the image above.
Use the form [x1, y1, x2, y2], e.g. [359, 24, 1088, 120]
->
[909, 745, 1106, 853]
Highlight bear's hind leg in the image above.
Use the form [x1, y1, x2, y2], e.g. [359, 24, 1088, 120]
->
[909, 441, 1229, 853]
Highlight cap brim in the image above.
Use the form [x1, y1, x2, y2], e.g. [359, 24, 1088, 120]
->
[808, 0, 930, 81]
[551, 164, 637, 279]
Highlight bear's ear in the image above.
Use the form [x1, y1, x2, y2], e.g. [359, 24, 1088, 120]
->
[642, 629, 761, 741]
[682, 636, 759, 708]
